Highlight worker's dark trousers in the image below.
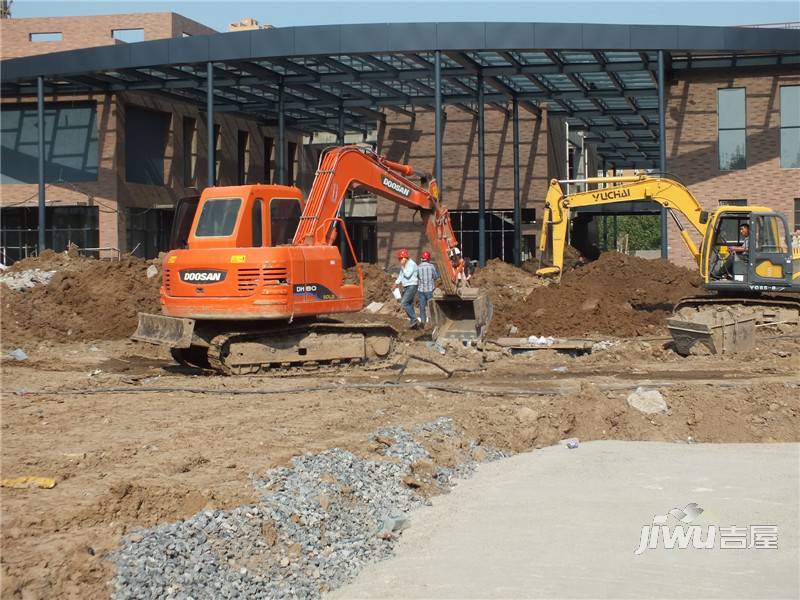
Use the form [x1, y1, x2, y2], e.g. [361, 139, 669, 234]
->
[401, 285, 418, 324]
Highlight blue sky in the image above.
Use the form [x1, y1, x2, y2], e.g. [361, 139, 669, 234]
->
[11, 0, 800, 30]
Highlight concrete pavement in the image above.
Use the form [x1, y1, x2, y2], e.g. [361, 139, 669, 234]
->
[331, 441, 800, 599]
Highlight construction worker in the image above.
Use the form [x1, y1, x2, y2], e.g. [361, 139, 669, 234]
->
[713, 223, 750, 279]
[417, 250, 440, 326]
[448, 247, 471, 286]
[393, 248, 420, 329]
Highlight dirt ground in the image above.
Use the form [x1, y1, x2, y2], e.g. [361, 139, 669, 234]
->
[1, 331, 798, 599]
[1, 252, 799, 598]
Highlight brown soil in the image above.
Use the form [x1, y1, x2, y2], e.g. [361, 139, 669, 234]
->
[351, 263, 396, 305]
[488, 252, 703, 338]
[1, 254, 161, 346]
[470, 259, 546, 325]
[1, 335, 798, 598]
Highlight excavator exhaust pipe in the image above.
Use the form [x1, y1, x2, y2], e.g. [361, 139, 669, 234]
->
[428, 288, 493, 342]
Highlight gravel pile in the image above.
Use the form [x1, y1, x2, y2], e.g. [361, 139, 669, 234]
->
[0, 268, 55, 291]
[111, 418, 505, 599]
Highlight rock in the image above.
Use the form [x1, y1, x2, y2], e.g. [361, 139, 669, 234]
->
[7, 348, 28, 361]
[580, 297, 599, 312]
[507, 324, 519, 335]
[627, 387, 668, 414]
[364, 301, 384, 314]
[145, 264, 159, 279]
[515, 406, 538, 422]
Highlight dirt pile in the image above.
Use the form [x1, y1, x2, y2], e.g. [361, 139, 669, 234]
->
[471, 259, 546, 321]
[489, 252, 702, 338]
[355, 263, 396, 305]
[1, 254, 161, 345]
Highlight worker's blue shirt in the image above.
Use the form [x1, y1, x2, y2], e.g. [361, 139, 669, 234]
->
[417, 261, 439, 293]
[395, 259, 419, 287]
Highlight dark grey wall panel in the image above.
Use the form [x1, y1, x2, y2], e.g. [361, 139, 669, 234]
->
[629, 25, 679, 49]
[1, 22, 799, 84]
[169, 36, 209, 65]
[383, 23, 437, 52]
[250, 27, 295, 57]
[677, 26, 725, 50]
[338, 24, 390, 54]
[581, 24, 629, 49]
[210, 30, 252, 61]
[437, 22, 485, 50]
[293, 25, 341, 55]
[485, 23, 535, 49]
[0, 103, 99, 184]
[130, 39, 170, 68]
[124, 105, 170, 185]
[535, 23, 581, 49]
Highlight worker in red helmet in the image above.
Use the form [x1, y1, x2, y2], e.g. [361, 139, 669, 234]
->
[417, 250, 440, 327]
[392, 248, 420, 329]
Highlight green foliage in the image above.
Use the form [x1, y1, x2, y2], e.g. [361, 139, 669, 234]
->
[614, 215, 662, 251]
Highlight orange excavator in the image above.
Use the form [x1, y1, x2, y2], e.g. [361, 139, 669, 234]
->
[133, 145, 492, 374]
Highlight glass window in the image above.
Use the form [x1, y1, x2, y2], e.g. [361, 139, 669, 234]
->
[252, 198, 263, 247]
[270, 198, 301, 245]
[795, 199, 800, 231]
[195, 198, 241, 237]
[780, 86, 800, 169]
[182, 117, 197, 187]
[755, 215, 788, 253]
[719, 199, 747, 206]
[718, 88, 746, 171]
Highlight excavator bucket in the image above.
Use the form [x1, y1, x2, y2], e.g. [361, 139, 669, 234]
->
[428, 288, 493, 342]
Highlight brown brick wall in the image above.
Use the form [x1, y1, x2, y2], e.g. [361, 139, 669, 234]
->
[1, 91, 303, 252]
[374, 105, 550, 267]
[0, 12, 215, 60]
[666, 68, 800, 267]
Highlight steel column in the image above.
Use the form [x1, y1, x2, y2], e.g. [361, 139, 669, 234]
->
[434, 50, 443, 199]
[337, 104, 345, 144]
[512, 96, 522, 267]
[477, 73, 486, 267]
[278, 80, 286, 185]
[337, 103, 347, 262]
[658, 50, 668, 260]
[37, 76, 46, 252]
[206, 62, 215, 186]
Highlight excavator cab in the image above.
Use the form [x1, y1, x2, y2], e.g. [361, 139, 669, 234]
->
[703, 208, 798, 292]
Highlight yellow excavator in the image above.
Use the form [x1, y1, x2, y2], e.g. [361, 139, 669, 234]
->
[536, 175, 800, 353]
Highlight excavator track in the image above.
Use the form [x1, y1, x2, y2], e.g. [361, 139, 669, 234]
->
[673, 294, 800, 324]
[205, 322, 397, 376]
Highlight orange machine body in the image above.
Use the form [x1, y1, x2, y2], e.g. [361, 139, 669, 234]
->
[159, 146, 462, 322]
[161, 184, 364, 321]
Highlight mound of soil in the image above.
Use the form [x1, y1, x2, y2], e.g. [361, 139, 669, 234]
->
[471, 259, 546, 323]
[489, 252, 702, 338]
[356, 263, 396, 305]
[2, 255, 161, 345]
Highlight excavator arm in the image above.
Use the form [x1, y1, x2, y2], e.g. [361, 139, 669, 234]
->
[293, 145, 461, 295]
[537, 175, 709, 277]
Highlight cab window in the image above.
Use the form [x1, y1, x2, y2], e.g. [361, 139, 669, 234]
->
[252, 198, 264, 247]
[270, 198, 302, 245]
[754, 215, 788, 253]
[714, 215, 748, 246]
[195, 197, 241, 237]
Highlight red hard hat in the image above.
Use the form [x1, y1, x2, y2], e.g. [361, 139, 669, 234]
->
[421, 251, 431, 261]
[397, 248, 409, 259]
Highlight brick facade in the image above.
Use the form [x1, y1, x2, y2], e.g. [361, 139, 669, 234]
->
[0, 13, 306, 258]
[374, 105, 552, 268]
[0, 13, 214, 59]
[666, 67, 800, 267]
